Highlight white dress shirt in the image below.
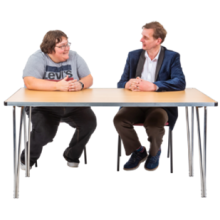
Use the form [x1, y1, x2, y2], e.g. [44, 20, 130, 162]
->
[141, 47, 161, 90]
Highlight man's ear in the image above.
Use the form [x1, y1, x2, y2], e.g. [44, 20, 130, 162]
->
[157, 38, 162, 44]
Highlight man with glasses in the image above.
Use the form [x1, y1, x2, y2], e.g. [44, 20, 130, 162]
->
[20, 30, 97, 169]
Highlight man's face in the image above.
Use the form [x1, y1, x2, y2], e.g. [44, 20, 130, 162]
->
[52, 37, 70, 62]
[140, 28, 161, 50]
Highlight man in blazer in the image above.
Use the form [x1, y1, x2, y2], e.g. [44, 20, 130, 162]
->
[114, 21, 186, 171]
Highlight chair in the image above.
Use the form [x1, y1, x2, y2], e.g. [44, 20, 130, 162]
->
[117, 122, 173, 173]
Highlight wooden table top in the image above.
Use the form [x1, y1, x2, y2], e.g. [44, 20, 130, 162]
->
[4, 88, 218, 107]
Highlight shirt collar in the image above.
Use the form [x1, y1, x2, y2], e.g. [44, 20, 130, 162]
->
[145, 46, 161, 61]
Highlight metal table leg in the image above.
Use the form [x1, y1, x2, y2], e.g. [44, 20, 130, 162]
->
[13, 106, 17, 198]
[26, 107, 32, 177]
[186, 107, 192, 176]
[195, 107, 207, 197]
[203, 107, 207, 196]
[186, 107, 194, 177]
[23, 108, 27, 177]
[191, 107, 194, 176]
[13, 106, 24, 198]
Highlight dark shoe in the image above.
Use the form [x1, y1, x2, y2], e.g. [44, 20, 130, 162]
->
[124, 147, 148, 170]
[144, 149, 161, 171]
[63, 149, 80, 168]
[20, 161, 37, 170]
[20, 155, 37, 171]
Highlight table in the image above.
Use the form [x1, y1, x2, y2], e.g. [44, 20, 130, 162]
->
[4, 88, 218, 198]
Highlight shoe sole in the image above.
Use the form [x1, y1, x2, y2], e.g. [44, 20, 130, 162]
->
[123, 156, 148, 171]
[67, 162, 79, 168]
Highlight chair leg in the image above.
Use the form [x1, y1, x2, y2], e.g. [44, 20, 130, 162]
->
[167, 130, 170, 158]
[117, 135, 121, 171]
[119, 138, 121, 157]
[84, 146, 87, 164]
[169, 128, 173, 173]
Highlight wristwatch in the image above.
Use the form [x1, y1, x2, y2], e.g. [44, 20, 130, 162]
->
[78, 81, 84, 90]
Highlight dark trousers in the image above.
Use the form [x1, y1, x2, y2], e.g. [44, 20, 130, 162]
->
[113, 107, 168, 156]
[21, 107, 97, 166]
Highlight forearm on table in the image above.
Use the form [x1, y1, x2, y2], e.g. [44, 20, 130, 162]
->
[79, 74, 93, 89]
[24, 77, 58, 91]
[154, 78, 186, 91]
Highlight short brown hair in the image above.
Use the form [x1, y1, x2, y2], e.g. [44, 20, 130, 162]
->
[142, 22, 167, 43]
[40, 30, 68, 54]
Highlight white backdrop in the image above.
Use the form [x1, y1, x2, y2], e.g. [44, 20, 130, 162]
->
[1, 0, 220, 219]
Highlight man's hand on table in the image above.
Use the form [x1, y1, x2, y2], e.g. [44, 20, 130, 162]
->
[126, 77, 157, 92]
[125, 78, 140, 90]
[56, 76, 71, 91]
[68, 80, 82, 92]
[56, 76, 82, 92]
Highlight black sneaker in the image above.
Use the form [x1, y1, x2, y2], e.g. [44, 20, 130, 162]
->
[63, 149, 80, 168]
[20, 157, 37, 171]
[124, 147, 148, 170]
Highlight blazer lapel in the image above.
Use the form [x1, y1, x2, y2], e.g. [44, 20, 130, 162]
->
[135, 50, 146, 78]
[154, 46, 165, 81]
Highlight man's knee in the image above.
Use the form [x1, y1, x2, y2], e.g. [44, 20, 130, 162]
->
[113, 114, 120, 128]
[144, 109, 168, 127]
[31, 113, 58, 143]
[89, 113, 97, 132]
[113, 114, 125, 129]
[114, 113, 133, 129]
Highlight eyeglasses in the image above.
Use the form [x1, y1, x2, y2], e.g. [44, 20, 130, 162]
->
[56, 42, 71, 50]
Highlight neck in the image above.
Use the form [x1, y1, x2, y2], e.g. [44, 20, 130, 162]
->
[47, 54, 60, 63]
[146, 45, 161, 60]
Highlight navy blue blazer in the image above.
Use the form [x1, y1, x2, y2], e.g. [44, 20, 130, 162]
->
[117, 46, 186, 130]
